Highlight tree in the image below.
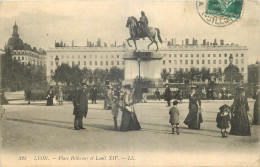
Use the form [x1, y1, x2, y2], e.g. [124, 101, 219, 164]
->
[52, 63, 73, 86]
[161, 70, 170, 82]
[173, 69, 185, 83]
[224, 64, 242, 83]
[201, 68, 211, 82]
[109, 66, 124, 83]
[248, 64, 260, 84]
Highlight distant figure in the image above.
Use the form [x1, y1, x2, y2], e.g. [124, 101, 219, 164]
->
[58, 86, 63, 105]
[25, 87, 31, 105]
[154, 88, 160, 100]
[0, 89, 8, 105]
[169, 100, 180, 135]
[104, 85, 112, 110]
[141, 87, 148, 103]
[253, 89, 260, 125]
[176, 89, 183, 104]
[164, 84, 171, 107]
[201, 87, 207, 100]
[230, 86, 251, 136]
[46, 86, 54, 106]
[111, 95, 120, 130]
[184, 86, 203, 130]
[120, 85, 141, 132]
[216, 104, 231, 138]
[91, 86, 97, 104]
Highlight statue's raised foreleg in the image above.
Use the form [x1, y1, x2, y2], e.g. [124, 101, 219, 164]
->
[127, 38, 132, 47]
[133, 39, 137, 51]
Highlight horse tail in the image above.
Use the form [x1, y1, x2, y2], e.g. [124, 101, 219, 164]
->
[155, 28, 162, 43]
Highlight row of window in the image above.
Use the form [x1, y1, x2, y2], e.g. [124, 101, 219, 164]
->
[13, 56, 44, 65]
[163, 59, 244, 65]
[50, 60, 124, 66]
[50, 54, 121, 60]
[164, 53, 244, 58]
[163, 67, 245, 73]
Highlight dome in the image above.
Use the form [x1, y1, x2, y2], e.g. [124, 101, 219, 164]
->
[6, 22, 24, 50]
[7, 36, 24, 50]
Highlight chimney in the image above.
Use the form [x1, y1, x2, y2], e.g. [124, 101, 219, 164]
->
[220, 40, 224, 45]
[72, 40, 74, 47]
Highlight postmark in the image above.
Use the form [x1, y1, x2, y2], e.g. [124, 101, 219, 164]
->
[196, 0, 244, 27]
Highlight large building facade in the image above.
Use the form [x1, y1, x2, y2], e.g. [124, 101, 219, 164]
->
[46, 40, 248, 83]
[5, 22, 46, 67]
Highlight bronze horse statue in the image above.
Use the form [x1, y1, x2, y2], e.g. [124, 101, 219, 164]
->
[126, 16, 162, 51]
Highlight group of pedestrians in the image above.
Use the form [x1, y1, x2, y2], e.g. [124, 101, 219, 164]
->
[45, 86, 63, 106]
[44, 83, 255, 137]
[166, 85, 252, 137]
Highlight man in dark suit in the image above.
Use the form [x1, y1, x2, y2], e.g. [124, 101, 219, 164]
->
[73, 83, 88, 130]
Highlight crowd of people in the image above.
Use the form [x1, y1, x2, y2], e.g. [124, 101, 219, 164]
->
[43, 83, 258, 137]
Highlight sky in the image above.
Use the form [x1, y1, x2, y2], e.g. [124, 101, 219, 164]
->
[0, 0, 259, 64]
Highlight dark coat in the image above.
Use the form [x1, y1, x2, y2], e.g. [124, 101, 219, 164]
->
[230, 95, 251, 136]
[169, 106, 179, 124]
[46, 89, 54, 106]
[164, 87, 171, 101]
[79, 89, 88, 118]
[184, 92, 203, 129]
[73, 89, 88, 118]
[91, 88, 97, 99]
[216, 113, 230, 129]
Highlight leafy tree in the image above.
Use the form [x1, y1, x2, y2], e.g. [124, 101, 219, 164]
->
[109, 66, 124, 83]
[224, 64, 242, 83]
[161, 70, 170, 82]
[248, 64, 260, 84]
[52, 63, 73, 86]
[201, 68, 211, 82]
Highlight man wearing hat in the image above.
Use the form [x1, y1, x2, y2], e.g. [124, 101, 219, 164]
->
[164, 84, 172, 107]
[184, 85, 203, 130]
[73, 83, 88, 130]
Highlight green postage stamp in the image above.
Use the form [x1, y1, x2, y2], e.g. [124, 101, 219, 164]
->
[196, 0, 244, 27]
[206, 0, 243, 19]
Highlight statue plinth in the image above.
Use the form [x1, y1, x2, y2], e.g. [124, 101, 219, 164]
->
[122, 51, 163, 86]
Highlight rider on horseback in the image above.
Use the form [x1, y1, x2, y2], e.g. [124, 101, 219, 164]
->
[139, 11, 149, 37]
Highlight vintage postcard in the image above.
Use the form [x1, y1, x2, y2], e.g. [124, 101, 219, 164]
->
[0, 0, 260, 166]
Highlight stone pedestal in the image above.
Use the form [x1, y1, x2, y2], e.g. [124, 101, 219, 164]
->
[122, 51, 163, 86]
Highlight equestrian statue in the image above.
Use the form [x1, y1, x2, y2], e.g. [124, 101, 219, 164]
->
[126, 11, 162, 51]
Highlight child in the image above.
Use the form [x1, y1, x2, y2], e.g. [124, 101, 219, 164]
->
[111, 95, 120, 130]
[216, 104, 231, 137]
[169, 100, 180, 134]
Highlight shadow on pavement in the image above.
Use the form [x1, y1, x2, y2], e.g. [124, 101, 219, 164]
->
[5, 118, 73, 130]
[35, 118, 116, 131]
[7, 103, 47, 106]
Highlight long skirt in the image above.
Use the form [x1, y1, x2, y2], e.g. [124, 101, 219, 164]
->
[184, 109, 203, 129]
[230, 109, 251, 136]
[120, 109, 141, 131]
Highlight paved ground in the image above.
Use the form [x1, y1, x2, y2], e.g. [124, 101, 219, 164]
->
[1, 92, 259, 167]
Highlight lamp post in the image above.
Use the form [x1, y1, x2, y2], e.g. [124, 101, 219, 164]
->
[228, 55, 233, 92]
[26, 62, 31, 104]
[55, 56, 59, 67]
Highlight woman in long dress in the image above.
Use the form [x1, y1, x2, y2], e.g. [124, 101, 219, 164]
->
[230, 86, 251, 136]
[58, 87, 63, 105]
[184, 86, 203, 130]
[120, 85, 141, 132]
